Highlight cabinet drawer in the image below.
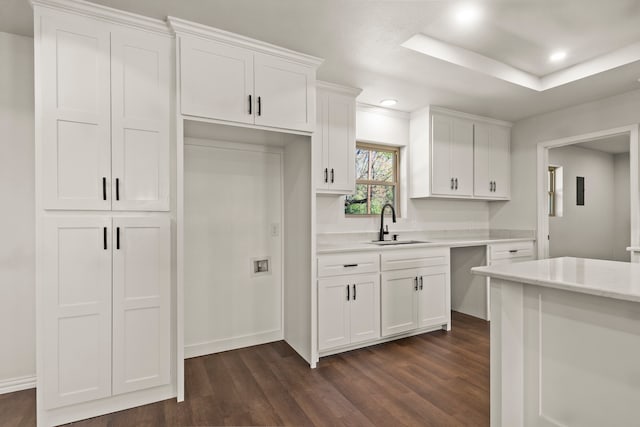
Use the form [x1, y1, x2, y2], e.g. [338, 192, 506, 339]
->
[489, 241, 535, 262]
[318, 252, 379, 277]
[381, 248, 449, 271]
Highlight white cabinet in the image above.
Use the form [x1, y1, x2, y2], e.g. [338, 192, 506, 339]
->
[314, 82, 361, 194]
[380, 248, 450, 337]
[431, 114, 474, 197]
[381, 265, 449, 337]
[110, 28, 171, 211]
[42, 216, 171, 408]
[40, 13, 112, 211]
[42, 217, 113, 408]
[409, 106, 512, 200]
[40, 9, 171, 211]
[112, 217, 171, 394]
[173, 17, 322, 133]
[318, 274, 380, 351]
[317, 251, 380, 352]
[474, 122, 511, 199]
[179, 37, 254, 124]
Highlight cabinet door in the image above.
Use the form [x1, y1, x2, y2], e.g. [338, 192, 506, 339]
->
[490, 125, 511, 199]
[349, 274, 380, 344]
[473, 122, 492, 198]
[40, 12, 111, 210]
[180, 36, 254, 124]
[318, 277, 351, 351]
[112, 217, 171, 394]
[431, 114, 454, 195]
[417, 266, 449, 329]
[111, 28, 171, 211]
[42, 217, 112, 408]
[314, 91, 329, 190]
[450, 118, 474, 196]
[326, 93, 356, 193]
[381, 269, 418, 337]
[254, 53, 315, 132]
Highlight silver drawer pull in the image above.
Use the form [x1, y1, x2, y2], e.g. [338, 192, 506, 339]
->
[509, 249, 519, 253]
[343, 263, 358, 268]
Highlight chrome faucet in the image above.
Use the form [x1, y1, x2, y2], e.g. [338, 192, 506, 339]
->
[378, 203, 396, 241]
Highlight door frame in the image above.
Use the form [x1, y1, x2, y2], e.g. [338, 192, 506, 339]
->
[536, 124, 640, 260]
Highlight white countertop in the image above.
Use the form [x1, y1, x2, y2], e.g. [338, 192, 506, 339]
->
[317, 237, 534, 254]
[472, 257, 640, 303]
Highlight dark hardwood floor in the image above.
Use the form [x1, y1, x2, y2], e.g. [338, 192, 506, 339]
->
[1, 312, 489, 427]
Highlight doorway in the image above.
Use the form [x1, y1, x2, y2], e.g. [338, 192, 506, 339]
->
[537, 125, 640, 261]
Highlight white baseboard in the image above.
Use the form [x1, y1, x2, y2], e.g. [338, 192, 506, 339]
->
[185, 329, 283, 359]
[0, 375, 36, 395]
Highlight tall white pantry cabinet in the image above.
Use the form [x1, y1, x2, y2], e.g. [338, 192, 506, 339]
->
[33, 1, 174, 425]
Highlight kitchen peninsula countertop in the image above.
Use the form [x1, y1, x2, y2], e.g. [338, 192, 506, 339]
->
[472, 256, 640, 303]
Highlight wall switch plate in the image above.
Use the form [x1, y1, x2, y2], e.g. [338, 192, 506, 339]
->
[270, 223, 280, 237]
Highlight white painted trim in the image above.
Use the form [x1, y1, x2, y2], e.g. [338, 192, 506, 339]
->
[180, 113, 313, 137]
[356, 102, 410, 120]
[536, 124, 640, 260]
[30, 0, 172, 35]
[317, 80, 362, 97]
[403, 33, 640, 92]
[317, 324, 447, 359]
[185, 330, 283, 358]
[430, 106, 513, 127]
[184, 137, 284, 154]
[167, 17, 323, 67]
[0, 375, 36, 394]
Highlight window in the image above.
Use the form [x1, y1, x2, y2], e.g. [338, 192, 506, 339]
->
[548, 165, 563, 217]
[345, 142, 399, 215]
[548, 166, 557, 216]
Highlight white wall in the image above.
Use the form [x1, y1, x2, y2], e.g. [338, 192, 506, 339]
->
[548, 145, 616, 260]
[183, 138, 283, 357]
[490, 88, 640, 233]
[0, 32, 35, 387]
[614, 153, 631, 261]
[317, 104, 490, 233]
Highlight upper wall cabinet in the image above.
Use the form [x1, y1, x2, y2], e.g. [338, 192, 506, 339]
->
[39, 8, 171, 211]
[170, 17, 323, 133]
[409, 106, 512, 200]
[314, 82, 361, 194]
[473, 122, 510, 199]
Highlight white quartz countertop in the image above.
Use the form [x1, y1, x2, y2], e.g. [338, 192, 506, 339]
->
[472, 257, 640, 303]
[317, 237, 534, 254]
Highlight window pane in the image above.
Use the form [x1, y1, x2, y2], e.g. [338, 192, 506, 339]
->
[355, 148, 370, 180]
[345, 184, 396, 215]
[370, 184, 395, 215]
[370, 150, 394, 182]
[345, 184, 369, 215]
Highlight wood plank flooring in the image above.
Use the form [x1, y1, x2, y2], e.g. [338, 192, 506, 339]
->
[0, 312, 489, 427]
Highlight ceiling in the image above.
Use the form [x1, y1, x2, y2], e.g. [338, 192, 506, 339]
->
[573, 134, 630, 154]
[3, 0, 640, 122]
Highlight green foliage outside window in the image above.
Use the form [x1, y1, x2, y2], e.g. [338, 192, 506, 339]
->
[345, 143, 399, 215]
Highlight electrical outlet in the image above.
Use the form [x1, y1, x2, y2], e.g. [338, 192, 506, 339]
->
[270, 223, 280, 237]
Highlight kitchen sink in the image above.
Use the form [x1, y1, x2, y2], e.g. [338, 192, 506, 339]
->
[369, 240, 430, 246]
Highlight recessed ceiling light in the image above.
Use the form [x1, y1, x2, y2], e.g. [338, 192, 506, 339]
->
[453, 3, 483, 26]
[549, 50, 567, 62]
[380, 99, 397, 107]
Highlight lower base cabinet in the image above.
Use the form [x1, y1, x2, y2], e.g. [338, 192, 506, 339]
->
[318, 274, 380, 351]
[381, 265, 449, 337]
[42, 216, 171, 409]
